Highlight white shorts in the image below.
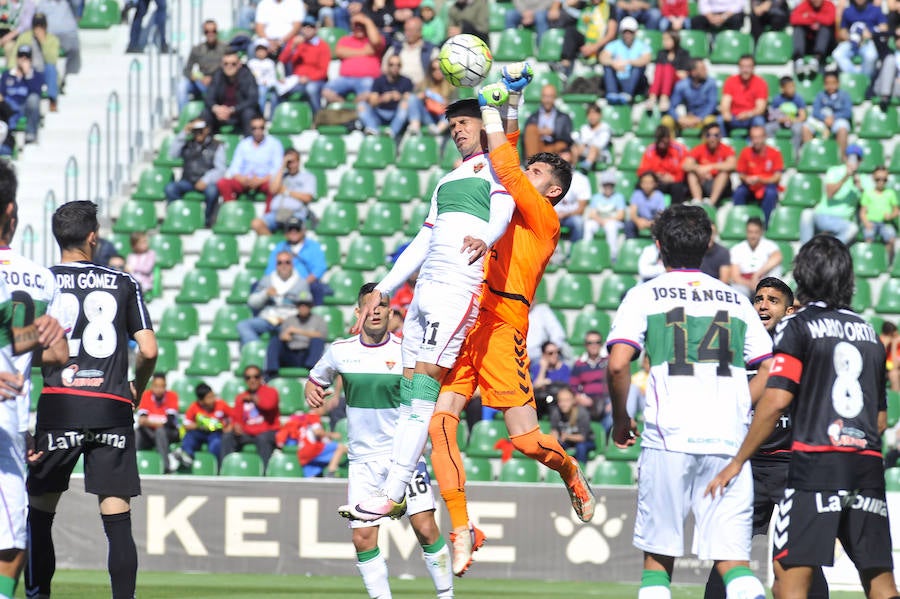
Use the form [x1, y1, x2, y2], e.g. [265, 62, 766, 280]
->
[401, 281, 479, 370]
[0, 417, 27, 549]
[633, 447, 753, 561]
[347, 457, 436, 529]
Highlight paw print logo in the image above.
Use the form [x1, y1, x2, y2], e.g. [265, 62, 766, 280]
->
[551, 498, 627, 565]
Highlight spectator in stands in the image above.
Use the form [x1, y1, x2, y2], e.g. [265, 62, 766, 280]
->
[584, 170, 626, 259]
[766, 76, 810, 159]
[264, 291, 327, 379]
[570, 330, 612, 428]
[571, 103, 611, 171]
[217, 114, 284, 206]
[701, 223, 732, 282]
[524, 83, 573, 158]
[320, 11, 385, 107]
[719, 54, 767, 135]
[527, 302, 570, 363]
[0, 0, 36, 64]
[255, 0, 304, 54]
[136, 373, 180, 473]
[15, 13, 58, 112]
[550, 385, 596, 464]
[247, 39, 279, 118]
[277, 15, 331, 115]
[659, 0, 690, 31]
[532, 341, 572, 397]
[407, 57, 457, 136]
[358, 54, 413, 137]
[265, 217, 330, 305]
[638, 124, 689, 204]
[555, 0, 615, 77]
[177, 382, 231, 468]
[683, 121, 736, 206]
[275, 408, 346, 477]
[125, 231, 155, 293]
[239, 248, 310, 345]
[646, 30, 691, 115]
[204, 50, 260, 136]
[555, 147, 590, 243]
[801, 144, 871, 244]
[37, 0, 79, 74]
[692, 0, 744, 33]
[663, 59, 718, 135]
[165, 119, 225, 227]
[222, 365, 281, 468]
[790, 0, 836, 79]
[316, 0, 349, 29]
[599, 16, 651, 105]
[505, 0, 553, 46]
[125, 0, 167, 54]
[875, 26, 900, 110]
[419, 0, 446, 45]
[107, 253, 125, 271]
[729, 216, 783, 297]
[626, 171, 666, 238]
[0, 45, 43, 144]
[251, 149, 318, 236]
[382, 16, 436, 90]
[446, 0, 488, 42]
[860, 165, 899, 262]
[832, 0, 886, 79]
[616, 0, 662, 30]
[749, 0, 788, 39]
[178, 19, 226, 111]
[807, 70, 852, 157]
[733, 125, 783, 226]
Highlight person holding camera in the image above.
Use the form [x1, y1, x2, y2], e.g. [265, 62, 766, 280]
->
[800, 144, 872, 244]
[251, 148, 318, 236]
[277, 15, 331, 114]
[164, 118, 226, 227]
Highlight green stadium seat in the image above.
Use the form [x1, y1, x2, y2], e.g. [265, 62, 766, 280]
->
[859, 107, 899, 139]
[212, 201, 255, 234]
[604, 104, 632, 137]
[886, 467, 900, 491]
[333, 417, 349, 442]
[269, 102, 312, 135]
[424, 170, 442, 199]
[136, 450, 164, 475]
[440, 141, 461, 170]
[378, 168, 421, 203]
[113, 200, 156, 233]
[493, 28, 536, 61]
[397, 135, 439, 170]
[877, 278, 900, 313]
[588, 422, 607, 460]
[772, 138, 795, 170]
[305, 135, 346, 169]
[220, 378, 245, 403]
[110, 232, 131, 257]
[840, 72, 869, 105]
[316, 235, 340, 264]
[209, 305, 251, 341]
[155, 338, 179, 373]
[237, 340, 268, 375]
[268, 378, 305, 415]
[499, 457, 540, 483]
[597, 274, 638, 309]
[795, 76, 823, 105]
[570, 308, 612, 345]
[185, 340, 231, 376]
[463, 456, 493, 481]
[360, 202, 404, 237]
[765, 206, 803, 241]
[215, 133, 241, 164]
[782, 173, 822, 208]
[160, 200, 203, 234]
[185, 451, 218, 476]
[133, 167, 173, 201]
[636, 29, 662, 55]
[550, 273, 594, 309]
[888, 390, 900, 428]
[680, 29, 709, 59]
[334, 168, 376, 203]
[176, 100, 205, 131]
[220, 452, 264, 476]
[754, 31, 791, 65]
[344, 236, 386, 271]
[613, 238, 653, 274]
[149, 233, 182, 269]
[524, 71, 563, 104]
[266, 451, 303, 477]
[851, 278, 871, 314]
[489, 0, 507, 31]
[79, 0, 116, 29]
[170, 376, 202, 412]
[617, 138, 646, 171]
[466, 419, 506, 458]
[247, 235, 280, 270]
[591, 460, 633, 485]
[857, 139, 885, 174]
[775, 240, 794, 271]
[567, 239, 611, 273]
[323, 268, 365, 305]
[317, 27, 346, 53]
[634, 114, 660, 139]
[196, 234, 240, 269]
[314, 305, 348, 341]
[850, 242, 888, 278]
[354, 135, 396, 169]
[316, 202, 359, 236]
[175, 269, 220, 303]
[157, 304, 199, 340]
[536, 27, 565, 62]
[457, 419, 470, 451]
[405, 202, 430, 236]
[721, 205, 765, 241]
[605, 437, 641, 461]
[228, 269, 263, 304]
[761, 73, 781, 99]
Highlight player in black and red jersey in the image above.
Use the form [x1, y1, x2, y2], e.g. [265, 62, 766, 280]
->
[25, 201, 158, 599]
[708, 235, 899, 599]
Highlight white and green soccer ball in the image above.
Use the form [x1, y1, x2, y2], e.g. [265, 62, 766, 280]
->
[438, 34, 493, 88]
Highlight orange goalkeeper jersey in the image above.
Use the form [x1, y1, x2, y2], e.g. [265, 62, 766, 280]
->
[480, 136, 560, 331]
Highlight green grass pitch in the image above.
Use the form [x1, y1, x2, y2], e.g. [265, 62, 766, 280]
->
[13, 570, 864, 598]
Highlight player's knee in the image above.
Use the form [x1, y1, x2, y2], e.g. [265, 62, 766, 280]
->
[351, 527, 378, 553]
[409, 512, 440, 546]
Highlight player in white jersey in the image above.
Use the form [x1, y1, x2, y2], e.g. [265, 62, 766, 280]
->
[607, 205, 773, 599]
[306, 283, 453, 599]
[341, 98, 515, 521]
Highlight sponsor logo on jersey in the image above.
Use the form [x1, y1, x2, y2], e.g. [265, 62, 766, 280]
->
[473, 163, 484, 173]
[815, 489, 887, 516]
[826, 419, 867, 449]
[385, 361, 396, 370]
[46, 429, 127, 450]
[60, 364, 106, 388]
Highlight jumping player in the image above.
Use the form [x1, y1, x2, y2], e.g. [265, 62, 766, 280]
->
[707, 235, 900, 599]
[340, 97, 515, 521]
[608, 204, 772, 599]
[306, 283, 454, 599]
[25, 201, 158, 599]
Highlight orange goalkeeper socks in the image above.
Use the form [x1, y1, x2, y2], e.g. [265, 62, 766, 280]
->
[429, 410, 470, 530]
[510, 426, 577, 483]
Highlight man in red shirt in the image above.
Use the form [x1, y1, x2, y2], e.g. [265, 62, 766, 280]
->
[637, 124, 689, 204]
[277, 16, 332, 114]
[275, 409, 347, 477]
[683, 122, 737, 206]
[221, 364, 282, 469]
[136, 372, 181, 473]
[321, 12, 385, 106]
[733, 125, 783, 225]
[719, 55, 768, 135]
[790, 0, 836, 78]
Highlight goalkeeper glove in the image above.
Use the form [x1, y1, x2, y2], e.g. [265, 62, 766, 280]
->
[502, 62, 534, 93]
[478, 82, 510, 108]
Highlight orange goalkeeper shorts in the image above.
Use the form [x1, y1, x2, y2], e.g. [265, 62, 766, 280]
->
[441, 309, 536, 410]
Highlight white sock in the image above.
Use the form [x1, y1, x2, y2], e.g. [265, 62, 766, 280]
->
[357, 551, 392, 599]
[725, 573, 765, 599]
[637, 586, 671, 599]
[423, 541, 453, 598]
[384, 398, 435, 501]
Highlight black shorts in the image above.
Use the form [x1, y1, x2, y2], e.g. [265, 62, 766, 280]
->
[27, 425, 141, 498]
[751, 459, 789, 536]
[773, 488, 893, 571]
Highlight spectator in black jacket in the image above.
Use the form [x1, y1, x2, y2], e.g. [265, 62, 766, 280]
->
[203, 49, 259, 136]
[523, 83, 573, 159]
[164, 119, 226, 227]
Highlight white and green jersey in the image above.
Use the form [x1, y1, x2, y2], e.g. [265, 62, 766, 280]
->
[0, 248, 60, 433]
[607, 269, 773, 456]
[0, 277, 20, 435]
[308, 333, 404, 463]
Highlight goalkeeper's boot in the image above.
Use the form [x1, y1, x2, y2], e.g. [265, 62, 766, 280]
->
[338, 490, 407, 522]
[565, 458, 596, 522]
[449, 522, 486, 577]
[477, 82, 509, 108]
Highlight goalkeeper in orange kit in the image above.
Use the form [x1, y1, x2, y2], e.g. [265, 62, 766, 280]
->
[428, 63, 597, 577]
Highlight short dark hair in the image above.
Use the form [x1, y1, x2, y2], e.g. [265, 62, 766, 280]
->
[195, 382, 213, 400]
[882, 321, 898, 336]
[53, 201, 98, 252]
[586, 103, 602, 115]
[793, 234, 853, 309]
[32, 12, 47, 29]
[445, 98, 481, 120]
[779, 75, 793, 86]
[152, 372, 166, 382]
[823, 70, 839, 81]
[654, 124, 671, 143]
[755, 277, 794, 307]
[746, 216, 764, 229]
[527, 152, 572, 204]
[284, 147, 299, 159]
[223, 48, 239, 59]
[652, 204, 712, 269]
[358, 282, 379, 306]
[700, 121, 720, 137]
[0, 159, 17, 222]
[738, 54, 755, 64]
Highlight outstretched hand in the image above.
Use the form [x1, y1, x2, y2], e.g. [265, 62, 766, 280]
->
[478, 82, 509, 108]
[351, 289, 382, 334]
[704, 459, 742, 499]
[502, 61, 534, 92]
[460, 236, 488, 264]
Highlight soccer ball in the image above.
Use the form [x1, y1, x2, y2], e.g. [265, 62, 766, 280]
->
[438, 34, 493, 88]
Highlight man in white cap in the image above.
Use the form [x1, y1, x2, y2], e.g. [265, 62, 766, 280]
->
[599, 16, 652, 105]
[584, 169, 626, 259]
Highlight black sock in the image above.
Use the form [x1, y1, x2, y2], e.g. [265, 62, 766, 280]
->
[703, 565, 726, 599]
[809, 565, 829, 599]
[26, 507, 56, 598]
[102, 512, 137, 599]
